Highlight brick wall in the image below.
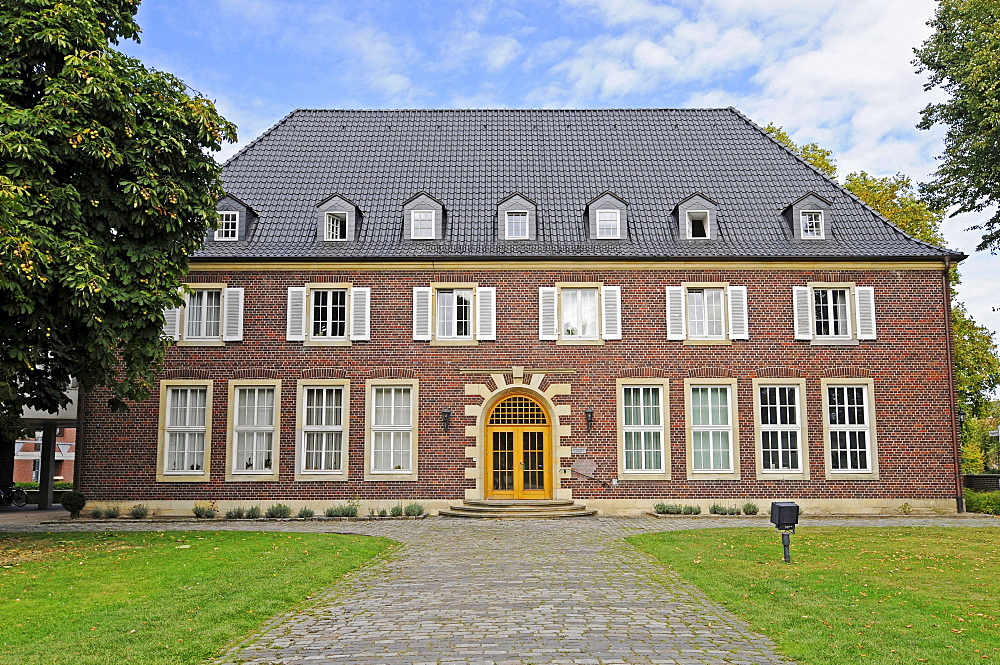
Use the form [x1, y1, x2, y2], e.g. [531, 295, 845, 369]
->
[77, 265, 958, 503]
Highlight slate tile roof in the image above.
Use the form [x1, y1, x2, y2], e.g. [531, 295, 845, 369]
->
[201, 108, 963, 262]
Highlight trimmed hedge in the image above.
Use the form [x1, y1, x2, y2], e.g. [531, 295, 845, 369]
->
[964, 488, 1000, 515]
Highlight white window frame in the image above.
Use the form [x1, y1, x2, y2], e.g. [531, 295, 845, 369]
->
[412, 283, 496, 345]
[325, 211, 348, 241]
[215, 211, 239, 241]
[184, 288, 222, 341]
[686, 210, 710, 239]
[753, 379, 808, 479]
[436, 287, 474, 340]
[364, 379, 419, 481]
[560, 287, 601, 341]
[666, 283, 748, 343]
[505, 210, 529, 240]
[685, 378, 740, 480]
[156, 379, 212, 482]
[539, 283, 621, 344]
[813, 287, 851, 339]
[225, 380, 280, 481]
[410, 209, 435, 239]
[686, 287, 726, 340]
[793, 283, 876, 344]
[617, 378, 670, 479]
[596, 209, 620, 239]
[295, 380, 349, 481]
[168, 283, 244, 346]
[309, 287, 349, 341]
[800, 210, 825, 239]
[822, 378, 879, 479]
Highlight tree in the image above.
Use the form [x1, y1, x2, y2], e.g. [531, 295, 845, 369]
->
[763, 123, 838, 179]
[765, 124, 1000, 423]
[0, 1, 236, 439]
[914, 0, 1000, 251]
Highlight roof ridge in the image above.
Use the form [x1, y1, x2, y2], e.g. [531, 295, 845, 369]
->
[288, 107, 732, 113]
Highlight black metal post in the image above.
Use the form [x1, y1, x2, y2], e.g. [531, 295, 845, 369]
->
[38, 423, 56, 510]
[781, 531, 791, 563]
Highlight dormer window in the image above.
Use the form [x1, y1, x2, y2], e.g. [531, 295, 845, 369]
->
[505, 211, 528, 239]
[687, 211, 709, 239]
[325, 212, 348, 241]
[801, 211, 824, 239]
[596, 210, 620, 239]
[216, 212, 239, 241]
[411, 210, 435, 239]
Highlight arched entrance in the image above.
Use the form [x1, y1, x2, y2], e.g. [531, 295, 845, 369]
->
[485, 394, 552, 500]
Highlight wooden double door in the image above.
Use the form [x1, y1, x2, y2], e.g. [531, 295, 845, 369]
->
[485, 394, 552, 500]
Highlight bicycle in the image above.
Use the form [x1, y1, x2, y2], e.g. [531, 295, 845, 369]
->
[0, 483, 28, 508]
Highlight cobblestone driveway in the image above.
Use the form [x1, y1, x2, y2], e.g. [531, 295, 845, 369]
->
[3, 513, 996, 664]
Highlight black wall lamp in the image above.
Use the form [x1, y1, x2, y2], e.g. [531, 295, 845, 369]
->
[441, 408, 452, 432]
[585, 408, 595, 432]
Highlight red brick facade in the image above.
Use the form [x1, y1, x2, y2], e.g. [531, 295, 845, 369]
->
[76, 262, 960, 512]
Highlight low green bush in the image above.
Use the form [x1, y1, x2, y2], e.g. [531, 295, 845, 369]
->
[709, 503, 741, 515]
[245, 505, 262, 519]
[378, 508, 388, 517]
[390, 504, 404, 517]
[403, 502, 424, 516]
[681, 504, 702, 515]
[742, 502, 759, 515]
[264, 504, 292, 518]
[59, 491, 86, 518]
[129, 504, 148, 519]
[14, 481, 75, 490]
[964, 488, 1000, 515]
[654, 503, 683, 514]
[324, 505, 358, 518]
[225, 506, 246, 519]
[297, 507, 315, 518]
[104, 505, 121, 519]
[192, 504, 217, 518]
[89, 507, 104, 519]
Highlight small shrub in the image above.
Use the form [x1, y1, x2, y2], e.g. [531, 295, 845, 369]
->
[225, 506, 246, 519]
[709, 503, 741, 515]
[709, 503, 723, 515]
[654, 503, 683, 514]
[60, 491, 86, 518]
[403, 502, 424, 516]
[324, 505, 358, 518]
[297, 507, 315, 518]
[965, 488, 1000, 515]
[368, 508, 377, 517]
[104, 505, 121, 519]
[378, 508, 388, 518]
[390, 504, 403, 517]
[193, 504, 217, 518]
[129, 504, 149, 519]
[90, 507, 104, 519]
[14, 481, 75, 490]
[742, 502, 759, 515]
[264, 504, 292, 518]
[898, 502, 913, 515]
[245, 505, 262, 519]
[682, 504, 701, 515]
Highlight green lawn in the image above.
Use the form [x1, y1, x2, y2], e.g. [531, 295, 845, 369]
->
[0, 530, 393, 665]
[630, 527, 999, 665]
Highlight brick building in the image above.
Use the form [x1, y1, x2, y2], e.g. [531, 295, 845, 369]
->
[77, 109, 965, 515]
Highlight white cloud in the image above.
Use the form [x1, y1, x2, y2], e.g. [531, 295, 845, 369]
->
[560, 0, 681, 26]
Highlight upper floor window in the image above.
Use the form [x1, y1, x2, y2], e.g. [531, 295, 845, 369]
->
[666, 284, 748, 342]
[215, 211, 239, 241]
[596, 209, 620, 239]
[505, 211, 528, 239]
[801, 211, 824, 239]
[286, 285, 370, 344]
[539, 284, 622, 344]
[163, 285, 244, 344]
[185, 289, 222, 340]
[436, 288, 473, 339]
[311, 288, 348, 339]
[325, 212, 348, 241]
[412, 285, 496, 343]
[411, 210, 435, 239]
[793, 284, 876, 344]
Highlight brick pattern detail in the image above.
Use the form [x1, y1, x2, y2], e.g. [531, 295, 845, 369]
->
[302, 367, 349, 379]
[76, 266, 959, 504]
[618, 366, 670, 378]
[164, 368, 211, 379]
[309, 273, 351, 283]
[756, 367, 800, 378]
[233, 368, 278, 379]
[688, 366, 733, 378]
[824, 366, 868, 378]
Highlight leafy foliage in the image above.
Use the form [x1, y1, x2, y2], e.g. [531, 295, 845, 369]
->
[915, 0, 1000, 251]
[964, 488, 1000, 514]
[0, 0, 235, 438]
[763, 123, 837, 178]
[264, 503, 292, 518]
[58, 490, 85, 517]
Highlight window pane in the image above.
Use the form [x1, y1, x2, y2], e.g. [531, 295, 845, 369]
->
[506, 211, 527, 238]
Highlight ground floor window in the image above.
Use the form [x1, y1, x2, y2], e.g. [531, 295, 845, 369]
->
[759, 385, 802, 472]
[822, 378, 878, 479]
[365, 379, 419, 481]
[226, 380, 281, 482]
[622, 385, 665, 472]
[685, 378, 739, 479]
[156, 379, 213, 482]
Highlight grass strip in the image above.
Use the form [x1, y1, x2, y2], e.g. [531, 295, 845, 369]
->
[0, 530, 393, 665]
[630, 526, 999, 665]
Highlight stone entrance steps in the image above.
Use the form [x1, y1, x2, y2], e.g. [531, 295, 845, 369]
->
[439, 499, 597, 519]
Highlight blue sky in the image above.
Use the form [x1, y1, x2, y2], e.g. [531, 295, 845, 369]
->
[122, 0, 998, 335]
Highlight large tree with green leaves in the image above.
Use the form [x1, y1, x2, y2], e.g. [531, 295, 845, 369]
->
[0, 0, 236, 439]
[914, 0, 1000, 251]
[765, 125, 1000, 427]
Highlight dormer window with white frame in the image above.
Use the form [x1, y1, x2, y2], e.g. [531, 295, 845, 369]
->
[596, 209, 620, 239]
[505, 211, 528, 239]
[686, 210, 709, 239]
[215, 211, 239, 241]
[801, 211, 824, 239]
[325, 212, 348, 241]
[411, 210, 435, 239]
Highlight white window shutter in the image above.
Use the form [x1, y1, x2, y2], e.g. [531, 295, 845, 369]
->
[665, 286, 686, 340]
[727, 286, 749, 340]
[793, 286, 813, 340]
[162, 307, 180, 341]
[286, 287, 307, 341]
[538, 287, 558, 340]
[349, 287, 371, 341]
[222, 287, 244, 341]
[412, 287, 432, 340]
[601, 286, 622, 340]
[476, 287, 497, 341]
[854, 286, 877, 340]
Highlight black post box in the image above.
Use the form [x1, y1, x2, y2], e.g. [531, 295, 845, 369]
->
[769, 501, 799, 531]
